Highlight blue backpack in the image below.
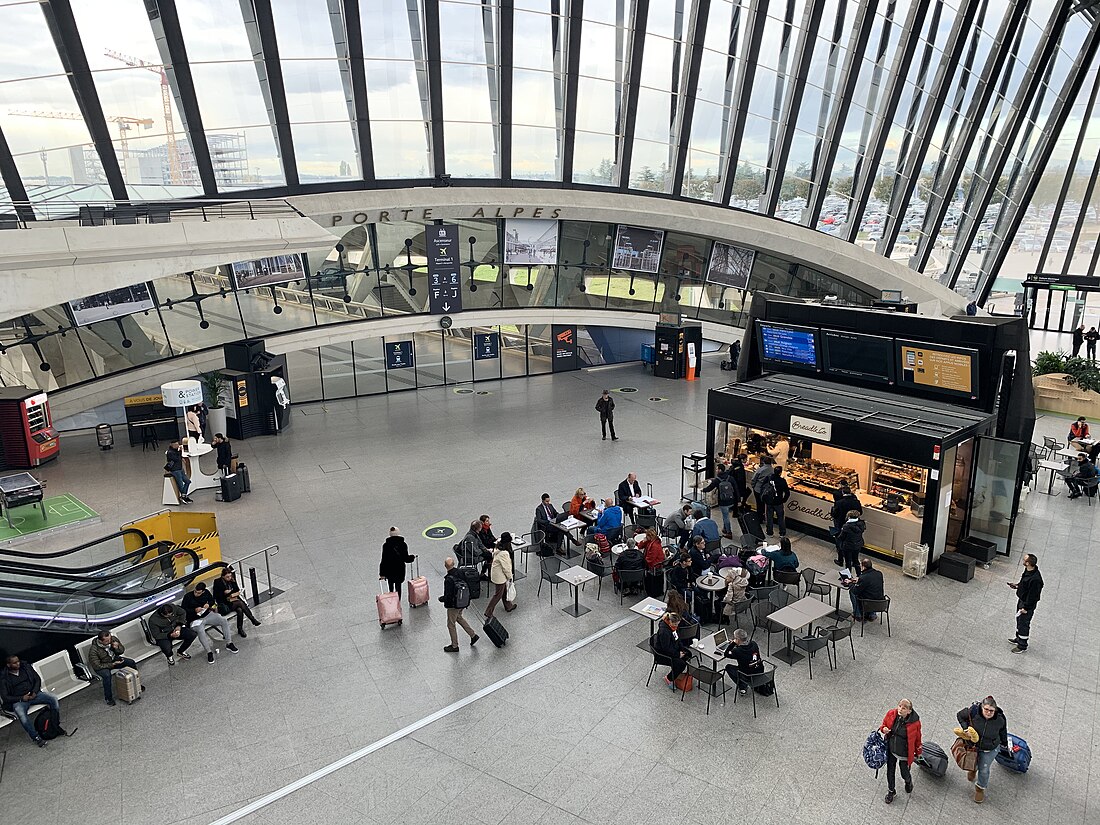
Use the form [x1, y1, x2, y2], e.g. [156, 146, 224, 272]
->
[995, 733, 1031, 773]
[863, 731, 887, 776]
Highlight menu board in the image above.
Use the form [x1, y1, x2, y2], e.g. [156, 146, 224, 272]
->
[897, 342, 977, 396]
[757, 323, 819, 370]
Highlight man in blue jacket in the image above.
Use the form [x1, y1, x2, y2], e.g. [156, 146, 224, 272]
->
[591, 498, 624, 543]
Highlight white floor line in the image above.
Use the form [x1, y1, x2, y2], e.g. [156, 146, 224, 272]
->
[208, 614, 638, 825]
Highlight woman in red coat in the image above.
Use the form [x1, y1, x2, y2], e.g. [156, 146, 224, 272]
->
[880, 699, 922, 804]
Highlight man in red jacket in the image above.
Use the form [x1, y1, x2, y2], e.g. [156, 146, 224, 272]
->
[880, 699, 922, 804]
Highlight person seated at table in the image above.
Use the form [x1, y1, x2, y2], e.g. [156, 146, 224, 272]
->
[461, 520, 494, 574]
[476, 514, 496, 552]
[1069, 416, 1091, 449]
[589, 498, 624, 542]
[722, 628, 765, 695]
[1065, 453, 1098, 499]
[762, 536, 799, 572]
[535, 493, 580, 555]
[842, 557, 885, 622]
[570, 488, 596, 521]
[667, 552, 695, 597]
[666, 504, 694, 549]
[613, 537, 646, 595]
[691, 511, 720, 544]
[721, 566, 751, 611]
[617, 473, 644, 522]
[653, 612, 692, 691]
[638, 527, 665, 571]
[689, 536, 710, 578]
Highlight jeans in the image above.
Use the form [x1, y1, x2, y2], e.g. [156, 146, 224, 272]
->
[717, 504, 732, 534]
[975, 747, 998, 789]
[156, 627, 197, 659]
[764, 503, 786, 536]
[849, 590, 863, 619]
[446, 607, 476, 646]
[9, 691, 60, 740]
[886, 751, 912, 792]
[95, 658, 137, 701]
[171, 469, 191, 496]
[191, 611, 232, 652]
[1015, 609, 1034, 649]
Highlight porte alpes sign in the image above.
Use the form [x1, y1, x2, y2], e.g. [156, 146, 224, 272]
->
[427, 224, 462, 315]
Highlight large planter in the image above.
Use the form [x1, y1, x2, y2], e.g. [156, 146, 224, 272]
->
[1033, 373, 1100, 416]
[207, 406, 228, 438]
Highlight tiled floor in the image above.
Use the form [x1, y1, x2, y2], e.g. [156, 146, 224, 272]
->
[0, 354, 1095, 825]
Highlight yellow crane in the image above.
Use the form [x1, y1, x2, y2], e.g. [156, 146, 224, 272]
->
[8, 110, 154, 158]
[103, 50, 182, 183]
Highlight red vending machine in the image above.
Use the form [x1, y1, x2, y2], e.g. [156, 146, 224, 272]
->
[0, 388, 60, 470]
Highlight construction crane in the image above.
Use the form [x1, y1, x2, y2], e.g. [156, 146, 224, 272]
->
[8, 110, 154, 158]
[103, 50, 182, 183]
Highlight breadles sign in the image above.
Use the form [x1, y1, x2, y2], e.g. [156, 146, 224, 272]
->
[330, 206, 563, 227]
[789, 415, 832, 442]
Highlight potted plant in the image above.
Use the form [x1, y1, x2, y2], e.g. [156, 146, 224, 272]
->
[200, 370, 229, 437]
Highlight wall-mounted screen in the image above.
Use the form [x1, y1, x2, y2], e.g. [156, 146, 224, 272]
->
[611, 225, 664, 273]
[896, 340, 979, 398]
[68, 283, 156, 326]
[822, 331, 895, 384]
[230, 253, 307, 289]
[757, 322, 820, 371]
[880, 289, 903, 302]
[706, 242, 755, 290]
[504, 219, 559, 264]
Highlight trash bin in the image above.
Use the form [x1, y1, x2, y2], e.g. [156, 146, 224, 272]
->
[96, 423, 114, 451]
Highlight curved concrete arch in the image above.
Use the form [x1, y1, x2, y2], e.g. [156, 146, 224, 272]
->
[47, 307, 742, 421]
[289, 187, 964, 315]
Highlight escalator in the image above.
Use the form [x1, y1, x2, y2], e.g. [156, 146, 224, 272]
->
[0, 525, 149, 562]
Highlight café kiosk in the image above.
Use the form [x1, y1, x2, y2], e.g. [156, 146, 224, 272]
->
[707, 298, 1034, 567]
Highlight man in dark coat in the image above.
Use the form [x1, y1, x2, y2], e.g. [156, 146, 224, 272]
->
[595, 389, 617, 441]
[1008, 553, 1043, 652]
[1072, 324, 1085, 358]
[830, 483, 863, 562]
[379, 527, 415, 592]
[843, 557, 884, 621]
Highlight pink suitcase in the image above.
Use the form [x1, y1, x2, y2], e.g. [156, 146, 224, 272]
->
[377, 581, 403, 629]
[407, 558, 429, 607]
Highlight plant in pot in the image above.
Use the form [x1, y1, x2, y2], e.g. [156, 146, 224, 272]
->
[200, 370, 230, 437]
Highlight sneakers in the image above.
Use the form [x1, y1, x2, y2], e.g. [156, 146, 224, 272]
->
[470, 634, 480, 646]
[905, 781, 913, 794]
[443, 645, 460, 653]
[207, 652, 215, 664]
[664, 676, 676, 691]
[35, 737, 47, 748]
[239, 629, 247, 638]
[105, 699, 116, 707]
[178, 651, 191, 660]
[611, 437, 619, 441]
[885, 791, 896, 804]
[1011, 645, 1026, 654]
[167, 656, 176, 666]
[1008, 638, 1020, 645]
[226, 643, 239, 654]
[180, 496, 193, 504]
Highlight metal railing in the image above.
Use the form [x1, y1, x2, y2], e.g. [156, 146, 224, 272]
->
[0, 197, 305, 228]
[228, 544, 279, 601]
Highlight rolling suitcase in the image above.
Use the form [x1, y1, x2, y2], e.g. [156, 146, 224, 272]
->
[112, 666, 142, 704]
[459, 565, 482, 599]
[483, 616, 509, 647]
[376, 581, 403, 629]
[219, 473, 243, 503]
[917, 741, 949, 777]
[407, 558, 429, 607]
[237, 462, 251, 493]
[995, 734, 1031, 773]
[739, 510, 766, 542]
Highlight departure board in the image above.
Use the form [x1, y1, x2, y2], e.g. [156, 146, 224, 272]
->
[758, 323, 819, 370]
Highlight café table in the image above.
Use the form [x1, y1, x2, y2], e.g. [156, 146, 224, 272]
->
[630, 596, 667, 649]
[694, 574, 727, 625]
[509, 534, 529, 581]
[688, 634, 731, 698]
[1038, 459, 1066, 496]
[556, 565, 598, 617]
[767, 596, 837, 665]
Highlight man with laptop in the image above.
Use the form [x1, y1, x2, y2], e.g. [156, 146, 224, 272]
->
[722, 629, 765, 695]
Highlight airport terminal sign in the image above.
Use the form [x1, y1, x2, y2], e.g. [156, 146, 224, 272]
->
[330, 206, 563, 227]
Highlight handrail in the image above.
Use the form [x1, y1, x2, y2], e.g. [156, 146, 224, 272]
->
[228, 544, 279, 599]
[0, 527, 149, 559]
[0, 197, 304, 226]
[0, 542, 197, 583]
[0, 561, 229, 600]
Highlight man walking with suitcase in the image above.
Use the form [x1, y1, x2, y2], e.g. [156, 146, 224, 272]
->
[440, 557, 478, 653]
[1008, 553, 1043, 653]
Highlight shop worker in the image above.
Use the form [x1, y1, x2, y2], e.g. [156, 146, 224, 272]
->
[1065, 453, 1098, 499]
[595, 389, 618, 441]
[1007, 553, 1043, 653]
[767, 435, 790, 469]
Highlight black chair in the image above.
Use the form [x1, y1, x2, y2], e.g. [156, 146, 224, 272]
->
[617, 568, 646, 605]
[750, 603, 784, 655]
[584, 553, 613, 599]
[739, 534, 759, 551]
[683, 656, 727, 714]
[768, 588, 793, 610]
[734, 662, 779, 718]
[859, 596, 891, 637]
[800, 568, 832, 603]
[112, 205, 138, 225]
[793, 631, 834, 679]
[725, 597, 754, 631]
[747, 583, 778, 604]
[522, 529, 545, 573]
[1042, 436, 1060, 458]
[636, 510, 658, 530]
[537, 556, 564, 604]
[704, 537, 722, 555]
[772, 568, 801, 595]
[646, 641, 677, 688]
[825, 619, 856, 664]
[1079, 475, 1099, 505]
[677, 621, 700, 643]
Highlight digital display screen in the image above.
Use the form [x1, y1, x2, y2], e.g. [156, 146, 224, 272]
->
[68, 283, 156, 326]
[897, 340, 978, 397]
[230, 253, 306, 289]
[757, 323, 819, 370]
[823, 331, 895, 384]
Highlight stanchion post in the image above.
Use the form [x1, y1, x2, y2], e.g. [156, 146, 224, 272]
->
[250, 567, 260, 606]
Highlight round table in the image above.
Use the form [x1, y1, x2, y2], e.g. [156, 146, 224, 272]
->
[695, 574, 727, 624]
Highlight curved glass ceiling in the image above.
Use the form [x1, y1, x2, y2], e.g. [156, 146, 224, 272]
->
[0, 0, 1098, 301]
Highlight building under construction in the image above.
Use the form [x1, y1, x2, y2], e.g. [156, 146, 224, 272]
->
[68, 133, 250, 188]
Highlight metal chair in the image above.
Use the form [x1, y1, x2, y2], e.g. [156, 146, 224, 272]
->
[521, 529, 545, 573]
[584, 553, 613, 599]
[1042, 436, 1061, 458]
[1079, 475, 1099, 505]
[537, 556, 564, 604]
[739, 534, 759, 551]
[858, 595, 892, 637]
[725, 597, 755, 632]
[750, 602, 785, 655]
[773, 568, 801, 595]
[825, 619, 856, 664]
[646, 641, 677, 688]
[747, 583, 778, 604]
[768, 588, 794, 610]
[636, 510, 658, 530]
[800, 568, 832, 603]
[793, 631, 834, 679]
[683, 656, 727, 714]
[734, 662, 779, 718]
[617, 568, 646, 604]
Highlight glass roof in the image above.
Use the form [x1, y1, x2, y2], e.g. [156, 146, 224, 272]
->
[0, 0, 1097, 301]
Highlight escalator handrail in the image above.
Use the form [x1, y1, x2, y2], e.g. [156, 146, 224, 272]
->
[0, 540, 180, 577]
[0, 527, 150, 559]
[0, 561, 230, 601]
[0, 543, 200, 584]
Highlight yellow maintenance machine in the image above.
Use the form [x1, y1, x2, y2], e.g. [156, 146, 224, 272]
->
[121, 509, 223, 584]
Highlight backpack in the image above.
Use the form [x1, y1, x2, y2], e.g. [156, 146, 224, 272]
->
[452, 577, 471, 609]
[717, 479, 737, 505]
[863, 731, 887, 776]
[34, 707, 67, 740]
[761, 479, 778, 505]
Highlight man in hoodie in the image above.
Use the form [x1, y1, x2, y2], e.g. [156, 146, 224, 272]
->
[1008, 553, 1043, 653]
[379, 526, 416, 592]
[87, 629, 140, 706]
[843, 557, 884, 621]
[837, 510, 866, 572]
[1, 655, 62, 746]
[147, 602, 198, 664]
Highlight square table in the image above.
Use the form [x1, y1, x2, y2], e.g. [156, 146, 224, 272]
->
[767, 597, 837, 665]
[688, 633, 732, 698]
[556, 565, 598, 617]
[1038, 459, 1067, 496]
[630, 596, 667, 648]
[509, 534, 529, 581]
[630, 496, 661, 510]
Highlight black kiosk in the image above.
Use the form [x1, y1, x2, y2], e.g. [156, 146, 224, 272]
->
[221, 340, 292, 440]
[708, 297, 1034, 567]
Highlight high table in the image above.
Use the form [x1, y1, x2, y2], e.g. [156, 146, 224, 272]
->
[630, 596, 667, 649]
[0, 472, 46, 529]
[767, 596, 837, 666]
[182, 440, 219, 493]
[556, 565, 597, 617]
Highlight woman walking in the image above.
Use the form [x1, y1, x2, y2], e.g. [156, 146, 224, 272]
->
[880, 699, 922, 804]
[484, 538, 516, 620]
[955, 696, 1009, 803]
[379, 527, 415, 593]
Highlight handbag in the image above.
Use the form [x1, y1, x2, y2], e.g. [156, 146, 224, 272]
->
[505, 580, 516, 602]
[951, 737, 978, 772]
[674, 673, 694, 692]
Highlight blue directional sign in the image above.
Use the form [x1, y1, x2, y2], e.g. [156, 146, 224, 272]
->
[474, 332, 499, 360]
[427, 224, 462, 314]
[385, 340, 414, 369]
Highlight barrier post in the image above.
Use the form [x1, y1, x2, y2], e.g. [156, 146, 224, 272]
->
[249, 567, 260, 607]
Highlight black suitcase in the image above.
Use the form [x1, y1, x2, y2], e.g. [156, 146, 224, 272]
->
[236, 462, 251, 493]
[459, 565, 481, 599]
[917, 741, 949, 777]
[220, 473, 243, 502]
[483, 616, 509, 647]
[739, 510, 765, 542]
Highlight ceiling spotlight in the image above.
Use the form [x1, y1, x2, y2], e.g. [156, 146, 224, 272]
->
[122, 338, 133, 348]
[199, 319, 210, 330]
[40, 362, 50, 372]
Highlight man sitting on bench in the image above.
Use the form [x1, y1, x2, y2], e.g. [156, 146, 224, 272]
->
[147, 602, 199, 665]
[182, 582, 239, 664]
[1, 655, 62, 747]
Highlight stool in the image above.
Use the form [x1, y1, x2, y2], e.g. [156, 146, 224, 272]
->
[162, 473, 181, 506]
